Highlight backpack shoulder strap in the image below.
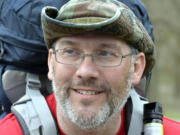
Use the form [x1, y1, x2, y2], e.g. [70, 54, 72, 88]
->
[127, 88, 148, 135]
[11, 73, 57, 135]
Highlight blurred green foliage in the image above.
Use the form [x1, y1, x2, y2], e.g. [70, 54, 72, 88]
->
[142, 0, 180, 120]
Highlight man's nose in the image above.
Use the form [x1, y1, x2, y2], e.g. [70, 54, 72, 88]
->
[75, 56, 100, 80]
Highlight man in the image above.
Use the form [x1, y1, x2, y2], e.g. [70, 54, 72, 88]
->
[0, 0, 180, 135]
[42, 0, 180, 134]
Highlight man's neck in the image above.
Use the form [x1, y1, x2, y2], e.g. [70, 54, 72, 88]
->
[57, 107, 122, 135]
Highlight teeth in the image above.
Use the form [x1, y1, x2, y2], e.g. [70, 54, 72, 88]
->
[76, 90, 98, 95]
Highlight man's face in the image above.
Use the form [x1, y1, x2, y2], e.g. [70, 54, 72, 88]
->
[48, 34, 135, 129]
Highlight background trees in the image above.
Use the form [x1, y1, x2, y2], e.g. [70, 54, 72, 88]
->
[142, 0, 180, 120]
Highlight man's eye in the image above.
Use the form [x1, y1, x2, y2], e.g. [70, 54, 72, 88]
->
[97, 50, 116, 57]
[63, 48, 78, 55]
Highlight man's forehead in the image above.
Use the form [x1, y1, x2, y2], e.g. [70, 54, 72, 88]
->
[55, 34, 130, 49]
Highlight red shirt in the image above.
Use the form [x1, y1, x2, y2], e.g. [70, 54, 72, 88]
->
[0, 94, 179, 135]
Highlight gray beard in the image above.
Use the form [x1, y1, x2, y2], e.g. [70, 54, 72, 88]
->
[62, 96, 111, 129]
[52, 77, 132, 129]
[51, 58, 134, 129]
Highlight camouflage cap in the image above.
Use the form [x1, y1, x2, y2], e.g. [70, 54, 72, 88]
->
[41, 0, 155, 76]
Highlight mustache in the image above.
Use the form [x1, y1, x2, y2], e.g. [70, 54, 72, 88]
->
[64, 78, 111, 93]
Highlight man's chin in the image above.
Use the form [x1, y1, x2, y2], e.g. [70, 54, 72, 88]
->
[60, 98, 111, 129]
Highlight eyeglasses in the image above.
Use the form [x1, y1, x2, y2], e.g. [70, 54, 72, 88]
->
[53, 48, 133, 67]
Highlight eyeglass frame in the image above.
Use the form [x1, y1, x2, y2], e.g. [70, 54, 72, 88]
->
[52, 46, 138, 68]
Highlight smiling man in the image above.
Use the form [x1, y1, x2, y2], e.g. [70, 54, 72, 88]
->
[0, 0, 180, 135]
[49, 34, 140, 133]
[40, 0, 180, 134]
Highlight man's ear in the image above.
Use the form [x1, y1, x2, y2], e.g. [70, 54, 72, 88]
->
[48, 49, 53, 80]
[132, 52, 146, 86]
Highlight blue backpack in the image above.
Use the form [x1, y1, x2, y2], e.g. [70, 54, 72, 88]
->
[0, 0, 69, 117]
[0, 0, 154, 118]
